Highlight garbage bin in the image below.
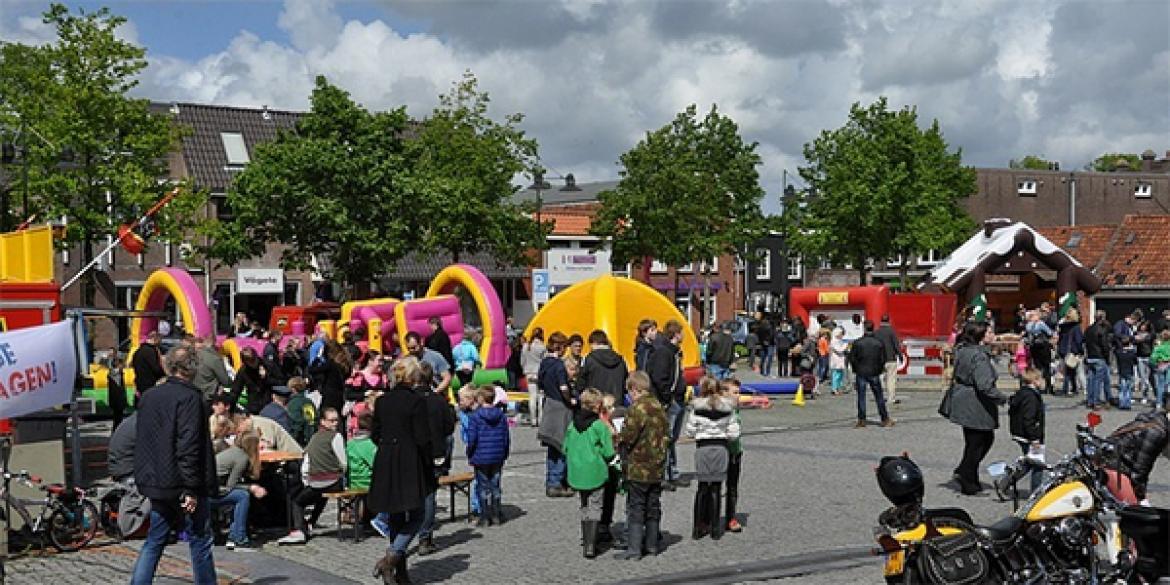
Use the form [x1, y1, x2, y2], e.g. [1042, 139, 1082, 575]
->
[13, 411, 68, 444]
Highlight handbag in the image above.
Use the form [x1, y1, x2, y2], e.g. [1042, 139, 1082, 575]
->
[1064, 354, 1082, 369]
[916, 532, 990, 585]
[938, 384, 954, 419]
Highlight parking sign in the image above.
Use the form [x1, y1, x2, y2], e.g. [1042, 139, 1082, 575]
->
[533, 269, 550, 304]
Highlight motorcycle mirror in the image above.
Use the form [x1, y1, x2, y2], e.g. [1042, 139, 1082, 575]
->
[986, 461, 1008, 478]
[1086, 411, 1102, 429]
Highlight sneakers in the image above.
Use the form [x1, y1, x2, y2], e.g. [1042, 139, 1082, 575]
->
[226, 539, 258, 551]
[881, 419, 896, 428]
[854, 420, 866, 428]
[417, 536, 437, 556]
[726, 518, 743, 533]
[370, 516, 391, 539]
[277, 530, 306, 545]
[546, 486, 574, 498]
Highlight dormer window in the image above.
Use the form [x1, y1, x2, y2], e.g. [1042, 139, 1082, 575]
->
[1017, 179, 1037, 196]
[1135, 182, 1152, 199]
[221, 132, 249, 167]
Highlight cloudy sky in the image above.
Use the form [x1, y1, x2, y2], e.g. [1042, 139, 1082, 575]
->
[3, 0, 1168, 212]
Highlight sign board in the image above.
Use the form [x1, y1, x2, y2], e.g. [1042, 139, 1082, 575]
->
[546, 249, 612, 285]
[237, 268, 284, 294]
[817, 291, 850, 305]
[0, 321, 78, 419]
[532, 269, 550, 304]
[403, 291, 415, 301]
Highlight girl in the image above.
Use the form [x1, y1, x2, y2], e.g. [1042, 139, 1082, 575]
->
[521, 329, 546, 428]
[1012, 339, 1030, 380]
[564, 388, 616, 558]
[684, 376, 741, 540]
[829, 328, 848, 395]
[211, 432, 267, 550]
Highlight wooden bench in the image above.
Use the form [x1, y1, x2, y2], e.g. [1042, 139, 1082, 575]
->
[438, 472, 474, 522]
[324, 488, 369, 541]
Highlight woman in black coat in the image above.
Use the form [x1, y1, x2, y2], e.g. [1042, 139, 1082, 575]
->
[943, 320, 1007, 495]
[370, 357, 433, 584]
[309, 340, 351, 415]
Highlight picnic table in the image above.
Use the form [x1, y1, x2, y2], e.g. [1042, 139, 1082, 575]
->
[261, 450, 303, 533]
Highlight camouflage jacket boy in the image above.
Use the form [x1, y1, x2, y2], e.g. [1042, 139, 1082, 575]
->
[618, 392, 670, 483]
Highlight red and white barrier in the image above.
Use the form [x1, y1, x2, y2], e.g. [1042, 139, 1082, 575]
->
[898, 338, 948, 379]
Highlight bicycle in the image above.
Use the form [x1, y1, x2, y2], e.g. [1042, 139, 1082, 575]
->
[1, 469, 99, 553]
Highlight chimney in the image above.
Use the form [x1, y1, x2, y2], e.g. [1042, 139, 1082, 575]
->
[983, 218, 1014, 238]
[261, 105, 271, 121]
[1141, 149, 1156, 172]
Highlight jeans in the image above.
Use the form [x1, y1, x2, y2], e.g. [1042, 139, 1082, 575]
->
[475, 464, 503, 512]
[726, 452, 742, 522]
[707, 364, 730, 381]
[1086, 358, 1112, 406]
[209, 488, 250, 543]
[760, 346, 775, 377]
[546, 447, 566, 488]
[131, 497, 216, 585]
[418, 490, 438, 539]
[664, 401, 685, 482]
[384, 509, 423, 556]
[856, 375, 889, 422]
[1137, 357, 1152, 398]
[1061, 361, 1080, 395]
[1118, 374, 1134, 409]
[1018, 443, 1045, 494]
[1156, 366, 1168, 408]
[817, 356, 829, 382]
[527, 376, 542, 426]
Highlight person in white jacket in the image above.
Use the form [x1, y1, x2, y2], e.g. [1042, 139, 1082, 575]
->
[685, 377, 741, 540]
[521, 328, 547, 427]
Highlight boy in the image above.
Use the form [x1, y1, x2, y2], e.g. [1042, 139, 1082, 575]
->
[616, 372, 670, 560]
[466, 386, 510, 527]
[721, 378, 745, 533]
[564, 388, 617, 559]
[456, 386, 482, 523]
[1116, 335, 1138, 410]
[345, 411, 376, 491]
[799, 364, 819, 401]
[285, 377, 317, 447]
[1008, 368, 1046, 493]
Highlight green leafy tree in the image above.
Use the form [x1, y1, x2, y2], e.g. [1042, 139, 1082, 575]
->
[203, 76, 415, 297]
[1009, 155, 1056, 170]
[408, 71, 545, 264]
[1088, 153, 1142, 172]
[792, 97, 975, 287]
[0, 4, 201, 304]
[591, 104, 767, 326]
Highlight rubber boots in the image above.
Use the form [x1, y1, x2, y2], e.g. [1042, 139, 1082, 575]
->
[644, 520, 661, 556]
[617, 523, 642, 560]
[582, 520, 599, 559]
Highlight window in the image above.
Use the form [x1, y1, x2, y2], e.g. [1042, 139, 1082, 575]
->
[1017, 179, 1037, 196]
[221, 132, 249, 166]
[755, 249, 771, 281]
[214, 196, 234, 221]
[917, 249, 942, 266]
[702, 257, 718, 273]
[788, 254, 802, 280]
[819, 258, 832, 270]
[650, 260, 669, 273]
[678, 263, 694, 273]
[1135, 182, 1152, 198]
[886, 254, 903, 267]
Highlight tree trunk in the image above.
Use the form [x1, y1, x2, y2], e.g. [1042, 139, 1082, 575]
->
[857, 255, 867, 286]
[702, 261, 713, 328]
[81, 234, 95, 307]
[899, 261, 910, 292]
[673, 268, 681, 319]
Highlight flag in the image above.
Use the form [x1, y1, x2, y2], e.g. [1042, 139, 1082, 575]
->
[969, 293, 989, 323]
[116, 191, 175, 255]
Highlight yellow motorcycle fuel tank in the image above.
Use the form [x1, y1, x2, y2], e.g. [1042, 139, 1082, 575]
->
[1021, 480, 1095, 521]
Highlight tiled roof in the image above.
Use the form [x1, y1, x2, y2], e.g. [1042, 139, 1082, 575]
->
[542, 202, 602, 236]
[1035, 224, 1116, 273]
[387, 250, 530, 280]
[513, 180, 618, 206]
[155, 102, 303, 194]
[1100, 215, 1170, 287]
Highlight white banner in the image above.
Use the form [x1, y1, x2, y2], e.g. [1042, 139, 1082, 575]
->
[237, 268, 284, 294]
[0, 321, 78, 419]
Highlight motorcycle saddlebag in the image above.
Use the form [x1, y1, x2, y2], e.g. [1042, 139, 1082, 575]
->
[917, 532, 990, 585]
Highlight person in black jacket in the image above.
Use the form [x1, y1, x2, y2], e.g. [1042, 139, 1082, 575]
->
[1109, 409, 1170, 504]
[415, 362, 458, 556]
[773, 323, 794, 378]
[848, 321, 892, 428]
[647, 319, 690, 489]
[425, 317, 455, 373]
[131, 331, 167, 404]
[131, 347, 218, 585]
[705, 323, 735, 381]
[1085, 311, 1114, 409]
[874, 315, 901, 405]
[1009, 368, 1046, 492]
[577, 330, 630, 403]
[229, 347, 272, 415]
[309, 340, 351, 417]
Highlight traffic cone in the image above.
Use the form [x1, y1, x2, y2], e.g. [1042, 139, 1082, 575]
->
[792, 383, 805, 407]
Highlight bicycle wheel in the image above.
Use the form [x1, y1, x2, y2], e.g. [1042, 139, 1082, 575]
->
[47, 499, 99, 552]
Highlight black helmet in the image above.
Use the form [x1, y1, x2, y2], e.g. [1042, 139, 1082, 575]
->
[876, 455, 924, 505]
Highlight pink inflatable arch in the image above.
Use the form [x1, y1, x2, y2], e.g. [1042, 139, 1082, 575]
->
[394, 295, 465, 352]
[425, 264, 508, 369]
[129, 268, 214, 351]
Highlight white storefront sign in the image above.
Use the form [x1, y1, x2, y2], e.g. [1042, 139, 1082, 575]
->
[237, 268, 284, 294]
[0, 321, 79, 419]
[546, 249, 612, 285]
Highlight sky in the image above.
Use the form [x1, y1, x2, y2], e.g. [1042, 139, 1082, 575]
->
[2, 0, 1168, 214]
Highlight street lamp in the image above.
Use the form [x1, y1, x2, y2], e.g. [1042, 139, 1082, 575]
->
[527, 169, 580, 245]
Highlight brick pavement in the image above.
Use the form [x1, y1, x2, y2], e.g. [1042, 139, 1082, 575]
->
[9, 381, 1170, 584]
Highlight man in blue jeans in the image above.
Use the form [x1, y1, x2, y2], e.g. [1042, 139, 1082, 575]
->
[849, 321, 894, 428]
[648, 319, 692, 490]
[131, 347, 218, 585]
[705, 323, 735, 381]
[1085, 311, 1114, 408]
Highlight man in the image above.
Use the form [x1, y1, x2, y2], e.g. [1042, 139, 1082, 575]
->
[647, 319, 690, 490]
[1110, 409, 1170, 506]
[1085, 310, 1115, 409]
[278, 407, 346, 545]
[108, 411, 138, 483]
[235, 412, 304, 455]
[757, 318, 775, 377]
[130, 347, 217, 585]
[425, 317, 455, 373]
[849, 321, 894, 428]
[262, 329, 287, 385]
[576, 330, 631, 401]
[192, 335, 232, 402]
[131, 331, 167, 402]
[260, 385, 293, 433]
[1040, 302, 1060, 330]
[1115, 312, 1139, 354]
[1157, 309, 1170, 335]
[874, 315, 901, 405]
[406, 332, 453, 394]
[704, 323, 735, 381]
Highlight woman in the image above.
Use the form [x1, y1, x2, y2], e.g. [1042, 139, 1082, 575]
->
[230, 347, 272, 415]
[1135, 320, 1155, 405]
[829, 328, 848, 395]
[370, 357, 433, 584]
[538, 332, 576, 498]
[1057, 309, 1085, 397]
[684, 377, 740, 540]
[310, 340, 352, 417]
[521, 328, 546, 428]
[943, 320, 1007, 495]
[210, 432, 267, 550]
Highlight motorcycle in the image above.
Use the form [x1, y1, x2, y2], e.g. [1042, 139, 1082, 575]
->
[874, 419, 1170, 584]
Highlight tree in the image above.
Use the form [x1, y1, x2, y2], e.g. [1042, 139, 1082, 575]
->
[1088, 153, 1142, 172]
[1009, 155, 1057, 170]
[203, 76, 415, 296]
[591, 104, 768, 326]
[0, 4, 202, 304]
[791, 97, 975, 287]
[407, 71, 545, 265]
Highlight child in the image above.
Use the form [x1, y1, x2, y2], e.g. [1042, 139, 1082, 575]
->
[1117, 335, 1138, 410]
[286, 376, 317, 447]
[829, 328, 847, 395]
[564, 388, 617, 559]
[799, 364, 819, 401]
[466, 386, 510, 527]
[345, 411, 376, 491]
[721, 378, 745, 533]
[816, 330, 831, 384]
[1012, 340, 1030, 380]
[616, 372, 669, 560]
[456, 386, 482, 522]
[1008, 368, 1046, 493]
[598, 393, 623, 547]
[684, 376, 741, 541]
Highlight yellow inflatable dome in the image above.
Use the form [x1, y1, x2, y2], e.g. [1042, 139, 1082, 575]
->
[522, 274, 701, 369]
